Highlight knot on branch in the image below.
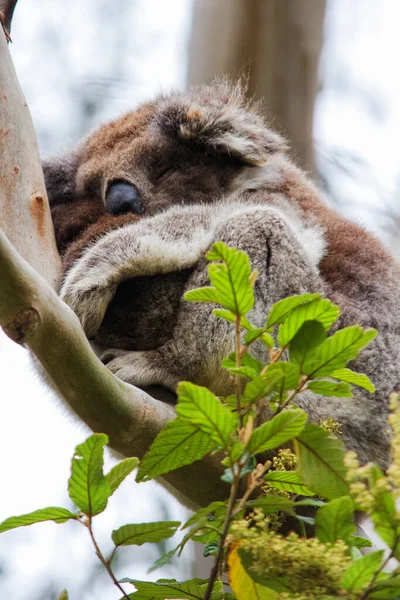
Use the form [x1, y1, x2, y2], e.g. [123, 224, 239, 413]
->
[3, 306, 41, 344]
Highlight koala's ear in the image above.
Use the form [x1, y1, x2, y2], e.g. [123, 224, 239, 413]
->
[156, 83, 288, 166]
[42, 152, 79, 206]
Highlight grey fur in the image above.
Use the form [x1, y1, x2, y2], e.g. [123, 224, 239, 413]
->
[59, 200, 399, 468]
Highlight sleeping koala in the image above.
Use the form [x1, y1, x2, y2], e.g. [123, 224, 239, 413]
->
[43, 81, 400, 468]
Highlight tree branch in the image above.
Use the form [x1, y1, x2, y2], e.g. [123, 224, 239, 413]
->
[0, 0, 18, 38]
[0, 18, 61, 288]
[0, 21, 228, 509]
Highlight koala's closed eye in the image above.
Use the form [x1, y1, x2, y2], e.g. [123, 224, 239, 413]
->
[105, 180, 144, 215]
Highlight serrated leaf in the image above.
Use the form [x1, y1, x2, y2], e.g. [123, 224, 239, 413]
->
[207, 243, 254, 315]
[212, 309, 253, 331]
[288, 320, 326, 368]
[244, 328, 267, 344]
[184, 286, 219, 303]
[0, 507, 77, 533]
[350, 535, 372, 548]
[243, 374, 282, 403]
[330, 368, 375, 393]
[222, 457, 256, 483]
[105, 457, 139, 495]
[294, 424, 349, 499]
[182, 501, 227, 530]
[278, 298, 340, 346]
[307, 380, 352, 397]
[68, 433, 110, 516]
[264, 471, 314, 496]
[263, 362, 301, 392]
[341, 550, 385, 592]
[266, 294, 321, 328]
[302, 326, 378, 378]
[228, 545, 280, 599]
[204, 541, 219, 557]
[112, 521, 180, 547]
[123, 578, 222, 599]
[136, 418, 213, 482]
[176, 382, 237, 448]
[246, 495, 294, 514]
[149, 547, 180, 573]
[247, 409, 307, 455]
[315, 496, 355, 543]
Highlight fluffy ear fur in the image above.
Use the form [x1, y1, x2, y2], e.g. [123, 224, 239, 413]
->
[155, 81, 288, 166]
[42, 152, 79, 206]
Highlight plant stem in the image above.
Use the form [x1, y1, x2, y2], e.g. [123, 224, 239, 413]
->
[203, 471, 242, 600]
[86, 517, 130, 600]
[235, 315, 243, 429]
[359, 539, 398, 599]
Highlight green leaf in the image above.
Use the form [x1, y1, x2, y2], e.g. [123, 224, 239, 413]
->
[294, 424, 349, 499]
[149, 547, 180, 573]
[123, 578, 222, 599]
[315, 496, 355, 543]
[243, 373, 283, 403]
[68, 433, 110, 516]
[349, 535, 372, 548]
[263, 362, 301, 392]
[0, 507, 77, 533]
[302, 326, 378, 378]
[207, 241, 254, 315]
[307, 380, 352, 398]
[370, 477, 398, 551]
[176, 382, 237, 448]
[182, 501, 227, 530]
[105, 457, 139, 495]
[112, 521, 180, 548]
[266, 293, 321, 328]
[204, 541, 219, 557]
[244, 328, 267, 344]
[222, 457, 256, 483]
[136, 418, 213, 482]
[247, 409, 307, 455]
[341, 550, 385, 592]
[330, 368, 375, 393]
[212, 309, 253, 331]
[288, 321, 326, 368]
[264, 471, 314, 496]
[278, 298, 340, 346]
[184, 286, 219, 303]
[246, 495, 294, 514]
[57, 591, 69, 600]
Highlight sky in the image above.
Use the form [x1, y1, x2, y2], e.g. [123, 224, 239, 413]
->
[2, 0, 400, 597]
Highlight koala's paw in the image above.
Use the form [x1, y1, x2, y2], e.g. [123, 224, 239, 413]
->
[60, 274, 117, 339]
[100, 348, 176, 389]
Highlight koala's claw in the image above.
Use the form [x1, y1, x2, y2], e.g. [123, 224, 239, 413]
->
[100, 348, 127, 365]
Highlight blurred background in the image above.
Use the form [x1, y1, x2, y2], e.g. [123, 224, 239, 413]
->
[1, 0, 400, 598]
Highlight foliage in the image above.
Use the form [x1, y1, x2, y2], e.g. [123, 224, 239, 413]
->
[1, 242, 399, 600]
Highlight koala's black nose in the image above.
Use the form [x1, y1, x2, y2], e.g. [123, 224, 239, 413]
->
[105, 180, 144, 215]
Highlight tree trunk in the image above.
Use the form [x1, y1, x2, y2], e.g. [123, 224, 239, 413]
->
[188, 0, 326, 172]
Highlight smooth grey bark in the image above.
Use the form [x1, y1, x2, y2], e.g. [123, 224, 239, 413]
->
[188, 0, 326, 172]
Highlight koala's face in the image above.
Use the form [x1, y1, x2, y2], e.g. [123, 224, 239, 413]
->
[44, 81, 287, 265]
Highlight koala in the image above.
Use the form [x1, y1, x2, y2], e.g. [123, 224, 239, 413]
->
[42, 80, 400, 469]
